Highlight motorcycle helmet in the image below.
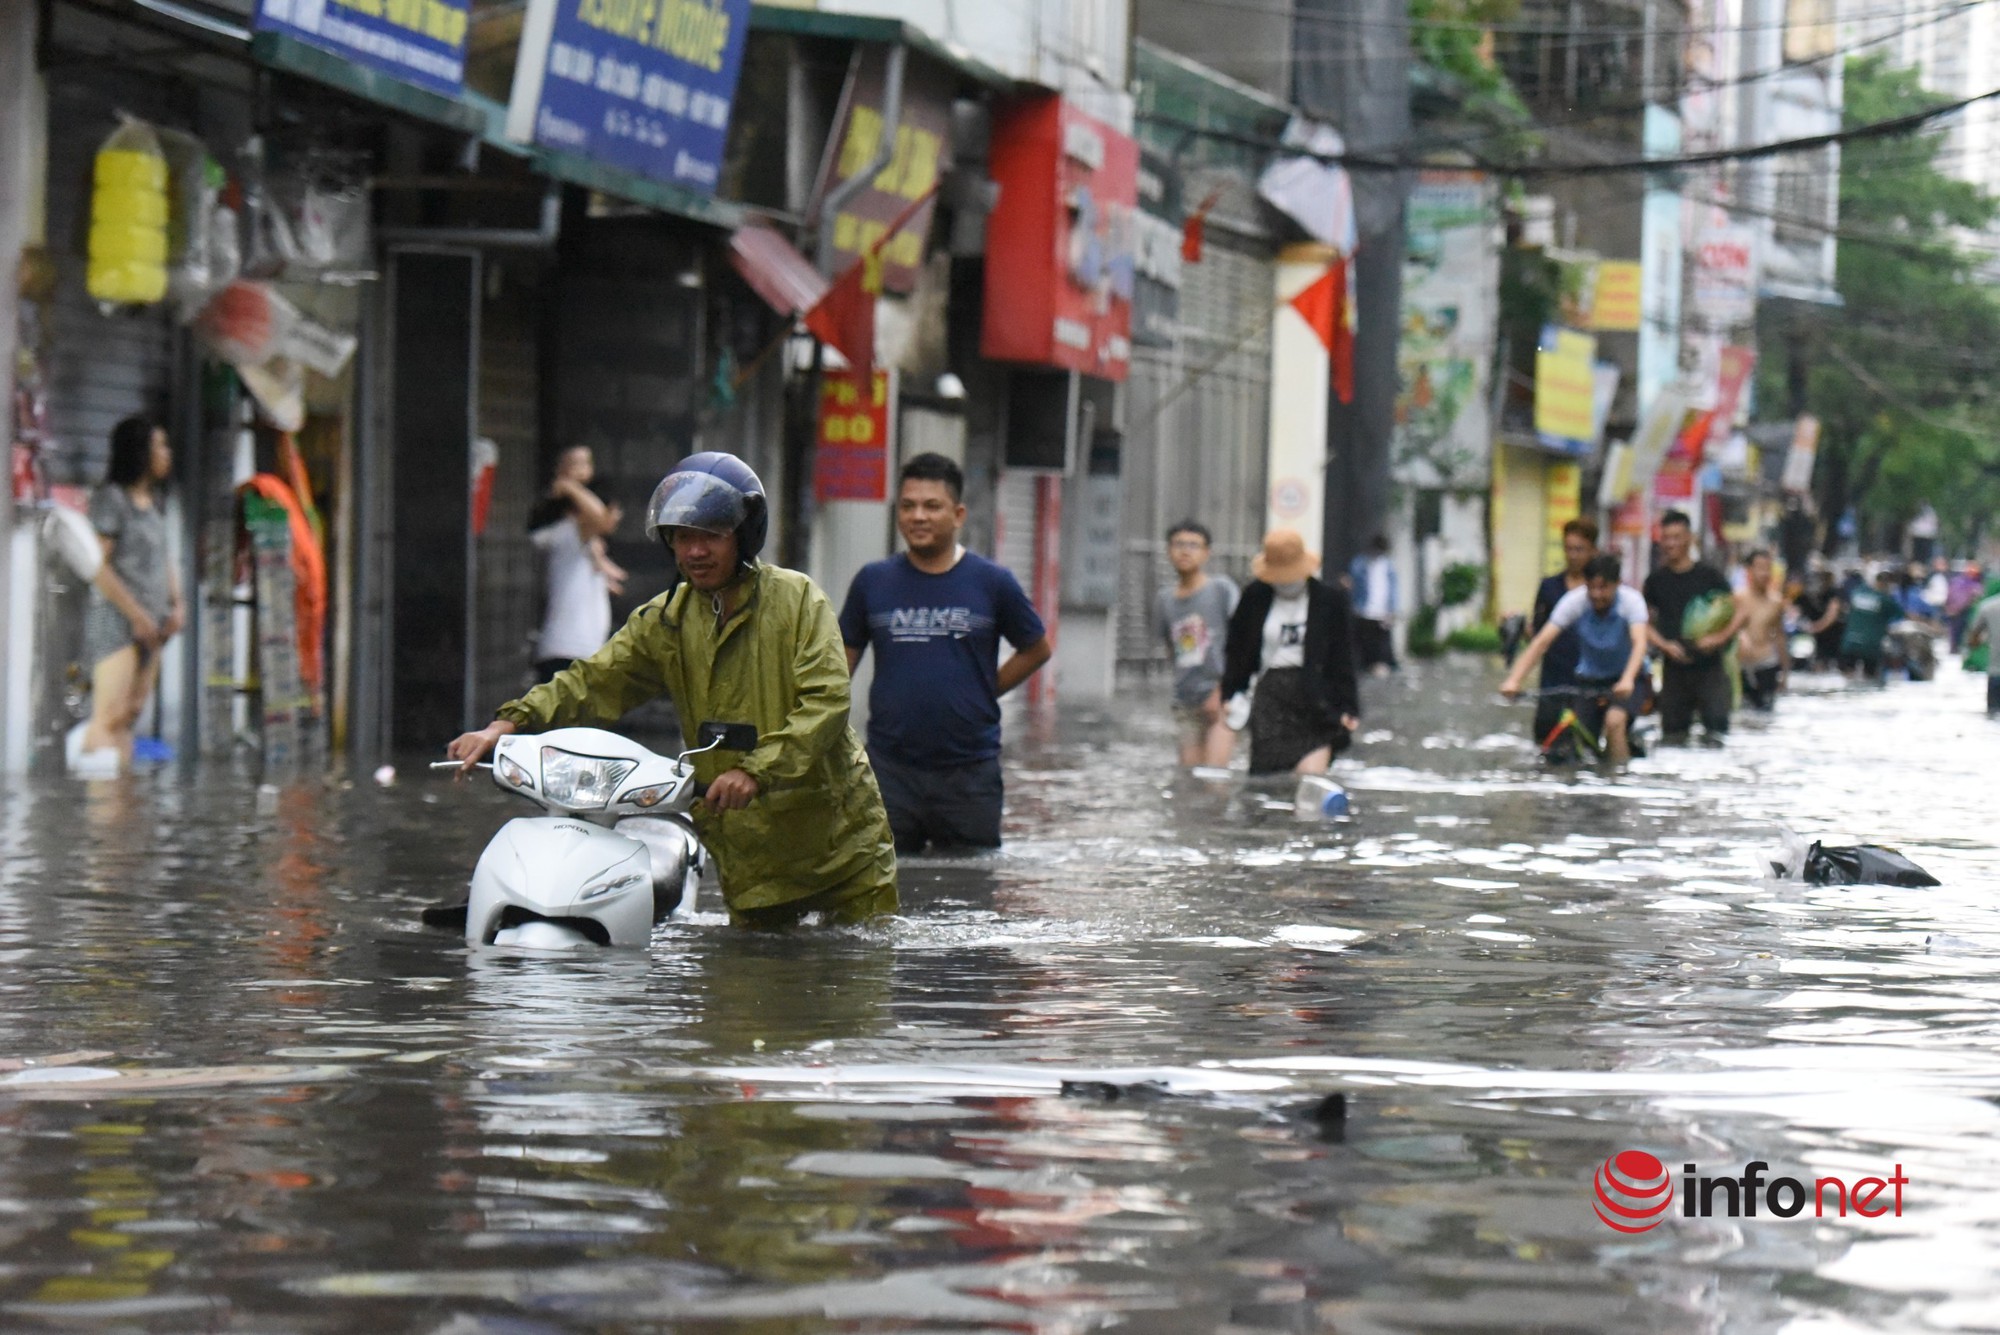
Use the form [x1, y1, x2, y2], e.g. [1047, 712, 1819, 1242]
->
[644, 452, 769, 567]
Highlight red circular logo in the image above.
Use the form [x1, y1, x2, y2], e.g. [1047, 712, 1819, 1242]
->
[1594, 1150, 1673, 1232]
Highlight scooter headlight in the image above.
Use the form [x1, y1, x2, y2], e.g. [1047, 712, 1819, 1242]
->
[539, 748, 636, 810]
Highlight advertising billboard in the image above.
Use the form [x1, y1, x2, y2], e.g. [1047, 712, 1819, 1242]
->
[507, 0, 751, 194]
[981, 96, 1137, 381]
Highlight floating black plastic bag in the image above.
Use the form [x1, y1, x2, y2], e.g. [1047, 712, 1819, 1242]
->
[1803, 841, 1940, 887]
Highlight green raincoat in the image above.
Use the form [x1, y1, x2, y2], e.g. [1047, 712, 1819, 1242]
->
[495, 563, 898, 923]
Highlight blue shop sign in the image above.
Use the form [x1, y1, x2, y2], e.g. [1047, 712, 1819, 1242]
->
[507, 0, 751, 195]
[254, 0, 468, 96]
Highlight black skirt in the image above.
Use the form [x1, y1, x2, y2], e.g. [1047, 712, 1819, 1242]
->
[1248, 666, 1350, 774]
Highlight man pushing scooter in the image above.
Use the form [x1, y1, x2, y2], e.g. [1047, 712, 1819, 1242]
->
[448, 453, 899, 928]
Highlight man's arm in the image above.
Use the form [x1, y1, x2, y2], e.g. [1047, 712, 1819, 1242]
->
[1697, 597, 1752, 654]
[735, 590, 858, 792]
[837, 575, 869, 677]
[499, 610, 669, 731]
[1645, 603, 1689, 661]
[1499, 620, 1564, 695]
[997, 636, 1052, 695]
[450, 603, 671, 768]
[1617, 619, 1649, 691]
[990, 567, 1050, 697]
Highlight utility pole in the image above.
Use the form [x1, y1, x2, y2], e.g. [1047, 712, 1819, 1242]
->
[1292, 0, 1410, 572]
[0, 0, 36, 774]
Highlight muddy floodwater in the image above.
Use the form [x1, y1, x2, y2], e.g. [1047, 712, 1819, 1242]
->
[2, 658, 1999, 1333]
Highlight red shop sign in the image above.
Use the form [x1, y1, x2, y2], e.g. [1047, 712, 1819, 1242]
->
[981, 95, 1136, 381]
[814, 368, 890, 502]
[1653, 464, 1695, 503]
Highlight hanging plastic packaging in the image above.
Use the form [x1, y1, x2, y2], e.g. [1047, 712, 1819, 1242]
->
[194, 280, 356, 377]
[159, 128, 234, 316]
[86, 116, 171, 306]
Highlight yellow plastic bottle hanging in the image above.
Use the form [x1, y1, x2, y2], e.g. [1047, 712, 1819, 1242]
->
[86, 115, 170, 306]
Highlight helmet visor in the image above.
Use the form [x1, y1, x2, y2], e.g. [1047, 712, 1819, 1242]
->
[647, 470, 748, 539]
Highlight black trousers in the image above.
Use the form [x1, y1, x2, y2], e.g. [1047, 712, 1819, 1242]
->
[1988, 676, 2000, 716]
[1355, 618, 1397, 670]
[1741, 664, 1781, 711]
[868, 748, 1003, 853]
[1659, 658, 1732, 738]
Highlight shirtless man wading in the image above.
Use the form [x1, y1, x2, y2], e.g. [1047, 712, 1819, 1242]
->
[1737, 550, 1788, 711]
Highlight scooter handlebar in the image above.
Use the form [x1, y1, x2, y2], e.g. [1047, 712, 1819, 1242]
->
[429, 760, 492, 771]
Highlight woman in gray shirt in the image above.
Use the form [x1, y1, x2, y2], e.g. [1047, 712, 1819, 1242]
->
[79, 416, 182, 771]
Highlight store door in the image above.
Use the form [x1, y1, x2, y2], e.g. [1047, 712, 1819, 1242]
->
[386, 247, 479, 752]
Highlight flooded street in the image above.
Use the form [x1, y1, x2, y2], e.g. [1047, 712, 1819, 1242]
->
[3, 655, 1999, 1333]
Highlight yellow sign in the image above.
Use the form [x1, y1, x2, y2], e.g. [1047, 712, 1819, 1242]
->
[1585, 261, 1643, 332]
[1542, 460, 1582, 573]
[1534, 328, 1598, 444]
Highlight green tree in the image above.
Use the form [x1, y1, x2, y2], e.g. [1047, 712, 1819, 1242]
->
[1769, 55, 2000, 553]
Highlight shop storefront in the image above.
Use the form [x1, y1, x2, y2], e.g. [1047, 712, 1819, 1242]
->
[7, 0, 768, 775]
[979, 92, 1136, 700]
[1115, 41, 1290, 679]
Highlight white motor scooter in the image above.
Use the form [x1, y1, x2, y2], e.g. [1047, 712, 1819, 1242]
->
[426, 727, 716, 949]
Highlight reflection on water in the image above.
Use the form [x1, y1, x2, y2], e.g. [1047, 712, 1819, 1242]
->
[1, 660, 1999, 1330]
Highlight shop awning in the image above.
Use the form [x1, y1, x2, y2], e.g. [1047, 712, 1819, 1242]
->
[728, 221, 827, 316]
[252, 32, 492, 135]
[748, 5, 1016, 90]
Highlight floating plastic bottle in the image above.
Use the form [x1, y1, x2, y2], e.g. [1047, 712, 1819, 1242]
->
[86, 116, 170, 306]
[1292, 773, 1350, 820]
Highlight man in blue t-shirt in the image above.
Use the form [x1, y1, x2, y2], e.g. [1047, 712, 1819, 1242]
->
[1526, 517, 1598, 759]
[840, 453, 1052, 852]
[1500, 554, 1651, 764]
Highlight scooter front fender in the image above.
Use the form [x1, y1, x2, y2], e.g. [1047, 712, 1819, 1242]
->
[466, 817, 655, 947]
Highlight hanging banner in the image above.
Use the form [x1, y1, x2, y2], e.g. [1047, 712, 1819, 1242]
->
[1691, 222, 1759, 325]
[1583, 260, 1642, 332]
[507, 0, 750, 194]
[1534, 326, 1598, 452]
[1265, 244, 1337, 543]
[1132, 148, 1184, 349]
[982, 95, 1137, 380]
[814, 50, 952, 293]
[1654, 464, 1696, 503]
[1625, 381, 1692, 497]
[1542, 460, 1582, 574]
[255, 0, 468, 96]
[1638, 107, 1684, 417]
[1710, 345, 1757, 434]
[1782, 413, 1821, 493]
[813, 368, 890, 502]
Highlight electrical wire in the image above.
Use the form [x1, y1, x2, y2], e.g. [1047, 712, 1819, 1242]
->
[1140, 75, 2000, 176]
[1402, 1, 1981, 153]
[1174, 0, 1992, 40]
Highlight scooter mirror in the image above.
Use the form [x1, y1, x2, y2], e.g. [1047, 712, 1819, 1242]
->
[695, 721, 760, 752]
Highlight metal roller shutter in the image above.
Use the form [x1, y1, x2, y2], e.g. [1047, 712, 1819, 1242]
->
[1115, 238, 1273, 671]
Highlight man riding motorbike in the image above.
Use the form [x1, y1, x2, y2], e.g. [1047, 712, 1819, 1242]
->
[448, 453, 899, 928]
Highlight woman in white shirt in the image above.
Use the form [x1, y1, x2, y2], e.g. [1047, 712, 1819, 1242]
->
[529, 446, 626, 679]
[1219, 529, 1363, 775]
